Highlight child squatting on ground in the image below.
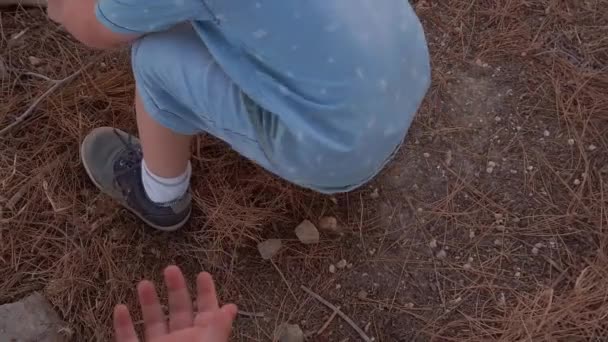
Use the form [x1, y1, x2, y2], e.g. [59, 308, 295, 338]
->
[48, 0, 430, 340]
[48, 0, 431, 233]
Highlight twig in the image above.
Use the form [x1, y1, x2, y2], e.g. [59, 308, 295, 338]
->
[301, 285, 372, 342]
[237, 310, 265, 318]
[0, 58, 98, 136]
[271, 260, 299, 302]
[22, 71, 58, 83]
[317, 306, 340, 335]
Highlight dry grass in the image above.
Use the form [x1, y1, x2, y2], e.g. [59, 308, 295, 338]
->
[1, 1, 608, 341]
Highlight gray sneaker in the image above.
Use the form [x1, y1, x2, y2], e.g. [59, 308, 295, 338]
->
[80, 127, 192, 231]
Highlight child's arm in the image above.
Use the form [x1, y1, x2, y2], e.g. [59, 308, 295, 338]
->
[49, 0, 214, 49]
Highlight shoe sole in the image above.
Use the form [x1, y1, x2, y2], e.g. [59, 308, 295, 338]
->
[81, 128, 191, 232]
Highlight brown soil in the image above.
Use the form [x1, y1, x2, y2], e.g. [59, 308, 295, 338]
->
[1, 1, 607, 341]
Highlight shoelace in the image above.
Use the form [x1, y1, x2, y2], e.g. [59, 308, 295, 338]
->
[113, 129, 143, 181]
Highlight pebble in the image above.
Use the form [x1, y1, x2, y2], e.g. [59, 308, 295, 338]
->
[527, 165, 534, 171]
[423, 152, 430, 158]
[318, 216, 339, 233]
[329, 264, 336, 274]
[368, 248, 376, 256]
[531, 247, 539, 255]
[568, 138, 575, 146]
[370, 188, 380, 199]
[336, 259, 348, 269]
[28, 56, 42, 66]
[257, 239, 282, 260]
[573, 179, 581, 185]
[494, 239, 503, 246]
[429, 238, 438, 249]
[335, 284, 342, 290]
[295, 220, 320, 244]
[275, 323, 304, 342]
[469, 230, 476, 239]
[515, 271, 521, 278]
[436, 249, 447, 259]
[588, 144, 597, 151]
[543, 130, 550, 137]
[463, 263, 472, 270]
[357, 290, 368, 300]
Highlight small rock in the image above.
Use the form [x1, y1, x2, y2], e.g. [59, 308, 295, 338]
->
[405, 302, 415, 309]
[468, 257, 474, 263]
[319, 216, 339, 233]
[469, 230, 476, 239]
[494, 239, 503, 246]
[0, 292, 68, 342]
[370, 188, 380, 199]
[445, 150, 453, 166]
[486, 167, 494, 174]
[329, 264, 336, 274]
[275, 323, 304, 342]
[515, 271, 521, 277]
[329, 196, 338, 204]
[534, 242, 545, 249]
[463, 263, 472, 270]
[346, 263, 353, 269]
[257, 239, 282, 260]
[357, 290, 368, 300]
[588, 144, 597, 151]
[295, 220, 319, 244]
[368, 248, 376, 256]
[28, 56, 43, 66]
[543, 130, 550, 137]
[567, 138, 575, 146]
[336, 259, 348, 269]
[512, 217, 521, 223]
[531, 247, 539, 255]
[488, 161, 497, 168]
[423, 152, 430, 158]
[429, 238, 438, 249]
[335, 284, 342, 290]
[573, 179, 581, 185]
[498, 292, 506, 307]
[436, 249, 447, 259]
[527, 165, 534, 171]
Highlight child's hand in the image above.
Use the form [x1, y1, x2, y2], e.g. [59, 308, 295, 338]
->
[47, 0, 65, 23]
[113, 266, 237, 342]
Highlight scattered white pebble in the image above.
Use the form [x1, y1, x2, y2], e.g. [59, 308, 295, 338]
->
[494, 239, 503, 246]
[574, 179, 581, 185]
[370, 188, 380, 199]
[543, 130, 550, 137]
[515, 271, 521, 277]
[531, 247, 539, 255]
[498, 292, 506, 307]
[568, 138, 575, 146]
[527, 166, 534, 171]
[405, 302, 415, 309]
[368, 248, 376, 256]
[429, 238, 438, 249]
[588, 144, 597, 151]
[469, 230, 476, 239]
[468, 257, 474, 263]
[512, 217, 521, 223]
[534, 242, 545, 249]
[510, 169, 518, 174]
[486, 167, 495, 174]
[329, 264, 336, 273]
[336, 259, 348, 269]
[463, 263, 472, 270]
[488, 161, 497, 168]
[335, 284, 342, 290]
[436, 249, 447, 259]
[423, 152, 431, 158]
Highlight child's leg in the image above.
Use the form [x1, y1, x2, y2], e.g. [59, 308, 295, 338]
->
[135, 92, 192, 179]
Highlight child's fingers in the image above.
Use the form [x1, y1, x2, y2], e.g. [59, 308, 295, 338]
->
[200, 304, 238, 341]
[164, 265, 194, 331]
[137, 280, 168, 339]
[113, 304, 139, 342]
[196, 272, 219, 313]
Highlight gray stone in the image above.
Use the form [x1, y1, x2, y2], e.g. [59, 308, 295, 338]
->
[275, 323, 304, 342]
[0, 292, 67, 342]
[257, 239, 282, 260]
[294, 220, 319, 244]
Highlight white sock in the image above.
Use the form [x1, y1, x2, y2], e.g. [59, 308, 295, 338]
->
[141, 159, 191, 204]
